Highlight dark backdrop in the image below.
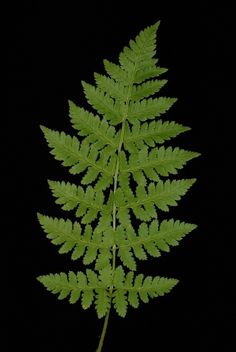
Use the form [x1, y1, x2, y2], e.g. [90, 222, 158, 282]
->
[8, 1, 232, 351]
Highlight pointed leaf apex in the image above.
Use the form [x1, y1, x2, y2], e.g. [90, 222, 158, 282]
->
[36, 212, 43, 221]
[36, 275, 44, 283]
[153, 20, 161, 29]
[173, 278, 179, 286]
[68, 100, 75, 109]
[39, 125, 47, 133]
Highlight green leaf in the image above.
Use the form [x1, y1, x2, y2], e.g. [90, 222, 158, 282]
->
[112, 267, 127, 317]
[120, 146, 200, 181]
[95, 248, 112, 270]
[103, 59, 128, 84]
[99, 266, 113, 286]
[128, 290, 139, 308]
[113, 289, 128, 317]
[41, 126, 115, 190]
[69, 100, 119, 149]
[151, 179, 196, 212]
[82, 81, 122, 125]
[104, 21, 167, 88]
[113, 266, 125, 288]
[48, 181, 107, 223]
[131, 79, 167, 100]
[112, 268, 179, 317]
[95, 288, 111, 319]
[81, 290, 94, 309]
[37, 214, 114, 264]
[127, 97, 177, 124]
[117, 219, 197, 266]
[48, 180, 79, 211]
[119, 21, 160, 76]
[86, 269, 99, 287]
[116, 179, 196, 222]
[134, 66, 168, 84]
[40, 126, 81, 166]
[94, 73, 129, 101]
[83, 246, 98, 265]
[37, 270, 111, 318]
[132, 243, 147, 260]
[118, 246, 136, 271]
[157, 219, 197, 248]
[38, 21, 200, 321]
[124, 120, 191, 152]
[117, 207, 132, 228]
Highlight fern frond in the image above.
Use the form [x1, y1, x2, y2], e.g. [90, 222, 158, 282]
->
[131, 79, 167, 101]
[115, 226, 137, 270]
[127, 97, 177, 124]
[104, 21, 167, 87]
[37, 214, 114, 267]
[124, 120, 191, 152]
[38, 21, 200, 331]
[104, 59, 167, 86]
[116, 179, 196, 223]
[103, 59, 128, 84]
[94, 73, 129, 101]
[41, 126, 116, 190]
[119, 147, 200, 183]
[69, 101, 119, 149]
[38, 267, 178, 318]
[37, 268, 112, 318]
[134, 66, 168, 84]
[40, 125, 81, 166]
[119, 21, 160, 77]
[82, 81, 122, 125]
[48, 181, 109, 224]
[113, 266, 178, 317]
[115, 220, 197, 268]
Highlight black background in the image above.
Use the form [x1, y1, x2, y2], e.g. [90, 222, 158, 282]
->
[8, 1, 233, 351]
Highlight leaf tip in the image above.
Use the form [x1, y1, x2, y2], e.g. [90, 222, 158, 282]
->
[81, 80, 87, 89]
[68, 100, 75, 109]
[47, 179, 54, 188]
[36, 212, 43, 221]
[36, 275, 44, 284]
[172, 278, 180, 288]
[39, 125, 47, 133]
[153, 20, 161, 29]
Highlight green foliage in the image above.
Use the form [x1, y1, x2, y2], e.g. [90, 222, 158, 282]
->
[38, 21, 199, 321]
[69, 100, 119, 149]
[37, 214, 113, 267]
[123, 120, 191, 152]
[48, 181, 107, 223]
[116, 219, 197, 269]
[115, 179, 196, 224]
[37, 268, 112, 318]
[41, 126, 116, 190]
[119, 147, 200, 182]
[38, 266, 178, 318]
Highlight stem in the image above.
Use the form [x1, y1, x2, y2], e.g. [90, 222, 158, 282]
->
[96, 307, 111, 352]
[96, 64, 136, 351]
[96, 122, 125, 352]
